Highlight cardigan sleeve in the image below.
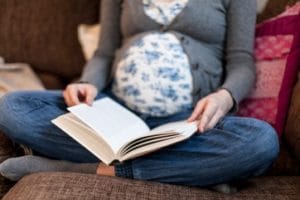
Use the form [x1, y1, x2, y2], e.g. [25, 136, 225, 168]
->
[79, 0, 122, 91]
[220, 0, 257, 110]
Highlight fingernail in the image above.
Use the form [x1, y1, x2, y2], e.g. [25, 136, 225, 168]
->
[200, 125, 205, 133]
[198, 126, 202, 133]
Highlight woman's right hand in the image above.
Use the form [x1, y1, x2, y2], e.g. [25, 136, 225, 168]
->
[63, 83, 98, 107]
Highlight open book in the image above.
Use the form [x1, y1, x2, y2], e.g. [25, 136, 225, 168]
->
[52, 97, 198, 165]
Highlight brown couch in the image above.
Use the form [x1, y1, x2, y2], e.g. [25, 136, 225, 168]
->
[0, 0, 299, 199]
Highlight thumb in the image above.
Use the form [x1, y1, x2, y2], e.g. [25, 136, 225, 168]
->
[85, 87, 97, 106]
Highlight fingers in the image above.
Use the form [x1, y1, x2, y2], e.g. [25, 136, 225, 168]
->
[198, 100, 218, 132]
[188, 92, 229, 133]
[205, 110, 223, 130]
[63, 85, 80, 106]
[84, 86, 98, 106]
[69, 85, 81, 106]
[63, 83, 97, 107]
[63, 91, 70, 106]
[187, 99, 206, 122]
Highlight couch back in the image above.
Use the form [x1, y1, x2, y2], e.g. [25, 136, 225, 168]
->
[0, 0, 99, 88]
[0, 0, 298, 88]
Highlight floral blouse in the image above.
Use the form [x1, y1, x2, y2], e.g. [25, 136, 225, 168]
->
[112, 0, 192, 117]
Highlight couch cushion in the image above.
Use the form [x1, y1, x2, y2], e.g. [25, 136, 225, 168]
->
[2, 173, 299, 200]
[0, 0, 99, 86]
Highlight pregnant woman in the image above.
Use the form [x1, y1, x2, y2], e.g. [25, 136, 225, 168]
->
[0, 0, 279, 192]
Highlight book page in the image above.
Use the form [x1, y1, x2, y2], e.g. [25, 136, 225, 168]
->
[149, 120, 198, 136]
[68, 97, 150, 153]
[52, 113, 115, 165]
[118, 120, 198, 160]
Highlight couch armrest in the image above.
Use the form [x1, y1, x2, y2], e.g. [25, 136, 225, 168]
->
[284, 75, 300, 161]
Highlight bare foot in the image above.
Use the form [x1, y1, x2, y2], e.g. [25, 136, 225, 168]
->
[96, 163, 115, 176]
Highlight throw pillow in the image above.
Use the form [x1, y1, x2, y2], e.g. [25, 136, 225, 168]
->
[237, 3, 300, 136]
[78, 24, 101, 61]
[0, 58, 45, 97]
[256, 0, 269, 14]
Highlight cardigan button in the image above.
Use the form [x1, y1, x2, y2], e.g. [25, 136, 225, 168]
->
[161, 25, 168, 32]
[192, 63, 199, 70]
[192, 88, 201, 95]
[180, 37, 189, 45]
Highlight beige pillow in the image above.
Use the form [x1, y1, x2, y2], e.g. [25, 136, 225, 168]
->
[0, 60, 45, 97]
[78, 24, 101, 61]
[257, 0, 269, 13]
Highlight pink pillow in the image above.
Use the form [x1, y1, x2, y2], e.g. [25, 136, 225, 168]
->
[237, 3, 300, 136]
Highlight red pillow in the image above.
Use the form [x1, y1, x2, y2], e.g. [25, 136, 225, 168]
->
[237, 3, 300, 136]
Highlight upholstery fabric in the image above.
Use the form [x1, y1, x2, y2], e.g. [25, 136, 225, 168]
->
[0, 0, 100, 88]
[3, 172, 300, 200]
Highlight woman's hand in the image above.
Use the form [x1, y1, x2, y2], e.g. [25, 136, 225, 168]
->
[63, 83, 98, 107]
[187, 89, 234, 133]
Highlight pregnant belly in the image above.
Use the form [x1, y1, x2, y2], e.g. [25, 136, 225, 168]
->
[112, 32, 193, 117]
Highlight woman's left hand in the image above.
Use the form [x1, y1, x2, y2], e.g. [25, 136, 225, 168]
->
[187, 89, 234, 133]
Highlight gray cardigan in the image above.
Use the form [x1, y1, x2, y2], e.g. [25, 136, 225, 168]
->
[80, 0, 257, 107]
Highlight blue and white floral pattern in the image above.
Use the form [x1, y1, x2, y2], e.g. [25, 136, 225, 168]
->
[143, 0, 189, 25]
[112, 0, 192, 117]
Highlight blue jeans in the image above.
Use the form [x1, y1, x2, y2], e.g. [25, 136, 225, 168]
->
[0, 90, 279, 186]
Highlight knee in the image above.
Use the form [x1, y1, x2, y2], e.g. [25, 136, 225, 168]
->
[0, 92, 14, 113]
[0, 92, 21, 120]
[0, 91, 31, 110]
[0, 91, 44, 114]
[224, 117, 279, 163]
[246, 119, 279, 168]
[0, 91, 34, 118]
[0, 92, 20, 138]
[0, 91, 40, 137]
